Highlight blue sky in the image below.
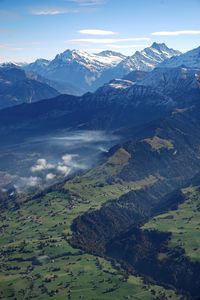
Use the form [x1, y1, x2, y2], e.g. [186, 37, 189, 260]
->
[0, 0, 200, 62]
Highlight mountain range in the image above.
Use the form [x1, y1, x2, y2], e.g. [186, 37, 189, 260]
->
[23, 42, 181, 95]
[1, 42, 200, 300]
[0, 43, 182, 109]
[1, 65, 200, 299]
[1, 43, 200, 111]
[0, 64, 199, 145]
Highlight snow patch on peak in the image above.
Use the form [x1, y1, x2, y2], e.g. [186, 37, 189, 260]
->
[115, 43, 181, 74]
[109, 78, 134, 89]
[161, 46, 200, 68]
[96, 78, 134, 94]
[97, 50, 125, 59]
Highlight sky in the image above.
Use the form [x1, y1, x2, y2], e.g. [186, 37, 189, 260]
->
[0, 0, 200, 62]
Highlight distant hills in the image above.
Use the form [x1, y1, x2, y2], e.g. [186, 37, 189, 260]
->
[0, 62, 199, 145]
[1, 43, 200, 112]
[0, 64, 59, 109]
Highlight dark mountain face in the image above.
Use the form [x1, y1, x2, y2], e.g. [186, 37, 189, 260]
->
[27, 71, 80, 96]
[71, 105, 200, 299]
[0, 85, 173, 145]
[123, 70, 148, 82]
[139, 66, 200, 105]
[0, 64, 59, 109]
[1, 63, 200, 145]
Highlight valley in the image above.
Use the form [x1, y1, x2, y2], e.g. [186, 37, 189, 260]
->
[0, 150, 181, 300]
[0, 8, 200, 297]
[1, 104, 200, 299]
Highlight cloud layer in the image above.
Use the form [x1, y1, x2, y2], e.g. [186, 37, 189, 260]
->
[152, 30, 200, 36]
[79, 29, 117, 35]
[32, 8, 78, 15]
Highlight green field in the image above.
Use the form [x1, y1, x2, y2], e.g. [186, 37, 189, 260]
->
[0, 149, 180, 299]
[143, 186, 200, 261]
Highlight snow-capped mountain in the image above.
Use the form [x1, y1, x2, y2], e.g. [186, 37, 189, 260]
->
[25, 58, 50, 74]
[160, 46, 200, 68]
[23, 44, 180, 95]
[93, 43, 181, 89]
[24, 50, 126, 95]
[112, 42, 181, 75]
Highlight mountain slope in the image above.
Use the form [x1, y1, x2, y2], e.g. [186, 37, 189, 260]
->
[138, 66, 200, 105]
[70, 104, 200, 299]
[160, 45, 200, 68]
[1, 57, 200, 145]
[0, 64, 59, 109]
[0, 85, 174, 145]
[2, 103, 200, 299]
[2, 61, 200, 144]
[1, 102, 199, 299]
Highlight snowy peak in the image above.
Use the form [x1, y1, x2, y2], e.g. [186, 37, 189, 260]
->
[34, 58, 50, 66]
[24, 58, 50, 74]
[152, 42, 175, 53]
[55, 49, 90, 62]
[161, 46, 200, 68]
[23, 43, 181, 95]
[53, 49, 124, 66]
[97, 50, 126, 59]
[150, 42, 181, 58]
[115, 43, 181, 74]
[134, 42, 181, 67]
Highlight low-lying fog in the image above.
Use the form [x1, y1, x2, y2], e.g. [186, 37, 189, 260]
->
[0, 131, 119, 194]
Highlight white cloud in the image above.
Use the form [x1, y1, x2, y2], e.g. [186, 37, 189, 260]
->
[46, 173, 56, 181]
[79, 29, 117, 35]
[32, 8, 78, 15]
[57, 165, 71, 176]
[62, 154, 75, 164]
[31, 158, 55, 172]
[68, 37, 150, 44]
[152, 30, 200, 36]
